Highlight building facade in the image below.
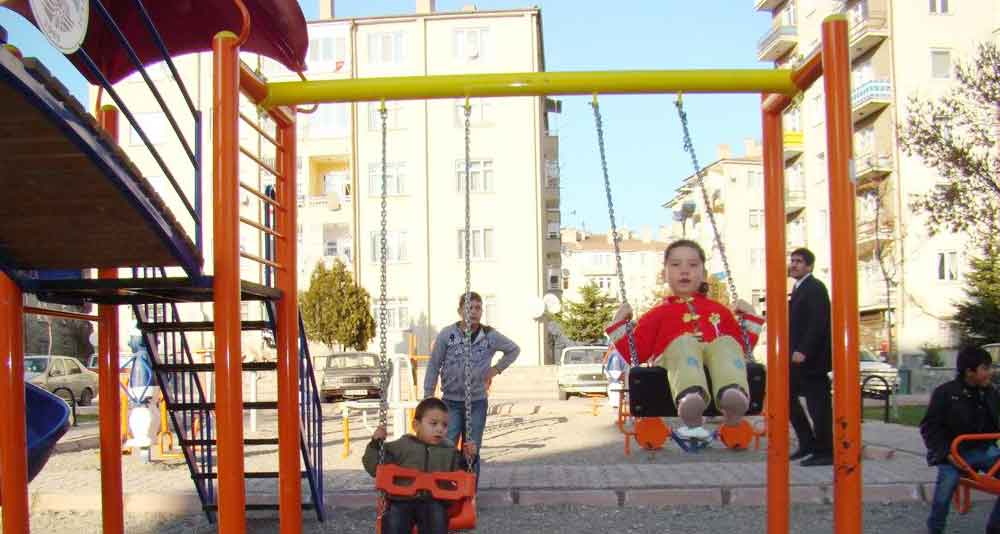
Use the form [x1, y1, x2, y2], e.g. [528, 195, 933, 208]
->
[755, 0, 1000, 353]
[101, 2, 559, 365]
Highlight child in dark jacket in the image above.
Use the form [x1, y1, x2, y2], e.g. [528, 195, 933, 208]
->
[363, 397, 477, 534]
[920, 346, 1000, 534]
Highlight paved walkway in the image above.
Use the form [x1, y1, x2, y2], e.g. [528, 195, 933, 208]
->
[26, 397, 955, 518]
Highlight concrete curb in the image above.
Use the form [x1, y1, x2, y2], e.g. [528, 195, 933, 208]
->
[28, 483, 940, 516]
[54, 434, 101, 453]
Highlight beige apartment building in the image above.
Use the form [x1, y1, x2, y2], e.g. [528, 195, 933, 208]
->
[100, 1, 559, 365]
[755, 0, 1000, 353]
[559, 227, 670, 316]
[661, 142, 769, 361]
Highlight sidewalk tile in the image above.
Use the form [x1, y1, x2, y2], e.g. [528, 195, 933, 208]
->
[519, 489, 618, 506]
[623, 488, 722, 506]
[862, 484, 921, 503]
[729, 486, 824, 506]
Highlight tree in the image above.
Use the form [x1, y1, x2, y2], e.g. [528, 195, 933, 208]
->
[953, 240, 1000, 345]
[299, 261, 376, 351]
[898, 41, 1000, 245]
[555, 282, 617, 344]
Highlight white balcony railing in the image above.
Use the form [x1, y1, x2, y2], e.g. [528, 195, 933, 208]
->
[852, 80, 891, 109]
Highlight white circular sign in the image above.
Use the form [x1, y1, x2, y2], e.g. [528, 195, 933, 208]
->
[29, 0, 89, 54]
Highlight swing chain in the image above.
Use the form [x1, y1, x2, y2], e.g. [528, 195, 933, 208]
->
[376, 103, 390, 471]
[462, 99, 474, 471]
[674, 99, 752, 359]
[590, 98, 638, 367]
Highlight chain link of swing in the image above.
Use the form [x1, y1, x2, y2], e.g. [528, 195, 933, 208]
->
[461, 99, 474, 470]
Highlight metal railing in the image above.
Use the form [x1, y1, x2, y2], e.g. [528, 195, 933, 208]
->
[74, 1, 203, 260]
[758, 25, 798, 52]
[131, 267, 216, 521]
[851, 80, 892, 109]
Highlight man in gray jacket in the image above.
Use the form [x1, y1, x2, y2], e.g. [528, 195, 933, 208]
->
[423, 292, 520, 481]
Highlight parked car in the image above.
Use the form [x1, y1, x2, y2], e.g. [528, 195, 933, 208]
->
[826, 349, 900, 394]
[321, 352, 381, 403]
[556, 346, 609, 400]
[24, 355, 99, 406]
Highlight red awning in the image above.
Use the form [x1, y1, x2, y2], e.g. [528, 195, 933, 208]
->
[3, 0, 307, 84]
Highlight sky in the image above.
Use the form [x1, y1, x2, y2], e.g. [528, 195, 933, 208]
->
[0, 1, 773, 234]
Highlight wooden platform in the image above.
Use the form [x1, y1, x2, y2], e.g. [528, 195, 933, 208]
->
[31, 277, 281, 306]
[0, 46, 201, 278]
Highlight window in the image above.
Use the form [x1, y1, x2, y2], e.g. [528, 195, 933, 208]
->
[855, 126, 875, 156]
[453, 28, 488, 62]
[749, 248, 765, 270]
[457, 228, 494, 260]
[749, 209, 764, 229]
[931, 50, 952, 79]
[780, 1, 796, 25]
[373, 299, 409, 330]
[454, 98, 491, 126]
[367, 31, 404, 65]
[455, 159, 494, 193]
[368, 102, 403, 131]
[240, 302, 251, 321]
[128, 112, 167, 146]
[937, 251, 959, 281]
[65, 359, 82, 375]
[325, 240, 338, 257]
[929, 0, 949, 14]
[308, 35, 347, 72]
[369, 231, 408, 263]
[308, 104, 349, 138]
[368, 162, 406, 196]
[783, 107, 801, 132]
[547, 222, 560, 240]
[324, 172, 351, 201]
[747, 170, 763, 189]
[751, 289, 766, 306]
[853, 60, 873, 86]
[482, 296, 497, 324]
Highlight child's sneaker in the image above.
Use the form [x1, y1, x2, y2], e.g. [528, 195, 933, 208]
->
[675, 425, 711, 441]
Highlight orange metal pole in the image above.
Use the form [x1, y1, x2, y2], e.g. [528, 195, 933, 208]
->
[0, 273, 28, 533]
[276, 115, 303, 529]
[821, 15, 862, 534]
[761, 100, 790, 534]
[97, 105, 125, 534]
[213, 30, 248, 534]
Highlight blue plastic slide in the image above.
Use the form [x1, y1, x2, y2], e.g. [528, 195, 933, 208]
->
[25, 382, 71, 482]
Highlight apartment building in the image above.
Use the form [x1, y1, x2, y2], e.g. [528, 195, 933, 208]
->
[560, 227, 670, 315]
[100, 1, 559, 365]
[755, 0, 1000, 353]
[663, 142, 768, 303]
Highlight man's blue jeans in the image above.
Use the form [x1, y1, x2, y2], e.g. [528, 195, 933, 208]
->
[928, 445, 1000, 533]
[443, 398, 487, 485]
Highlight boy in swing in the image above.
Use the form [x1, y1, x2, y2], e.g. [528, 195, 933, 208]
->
[363, 397, 477, 534]
[605, 239, 763, 440]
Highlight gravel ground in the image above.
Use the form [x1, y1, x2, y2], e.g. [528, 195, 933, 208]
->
[26, 502, 992, 533]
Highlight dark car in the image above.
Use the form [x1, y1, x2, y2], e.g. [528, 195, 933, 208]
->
[25, 355, 99, 405]
[321, 352, 381, 403]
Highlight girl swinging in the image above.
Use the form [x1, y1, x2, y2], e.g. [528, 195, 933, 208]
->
[605, 239, 764, 440]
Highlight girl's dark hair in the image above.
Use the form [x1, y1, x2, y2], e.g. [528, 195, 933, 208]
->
[414, 397, 449, 421]
[457, 291, 483, 310]
[663, 239, 710, 295]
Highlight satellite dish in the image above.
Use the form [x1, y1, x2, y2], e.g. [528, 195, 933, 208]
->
[543, 293, 561, 315]
[529, 298, 546, 320]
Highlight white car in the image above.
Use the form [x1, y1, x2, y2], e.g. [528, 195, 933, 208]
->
[828, 349, 899, 393]
[556, 346, 609, 400]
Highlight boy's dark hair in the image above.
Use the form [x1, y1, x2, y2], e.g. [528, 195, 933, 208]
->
[790, 247, 815, 267]
[956, 346, 993, 378]
[457, 291, 482, 310]
[414, 397, 448, 421]
[664, 239, 710, 295]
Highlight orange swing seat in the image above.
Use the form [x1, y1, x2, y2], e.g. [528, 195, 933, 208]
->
[375, 464, 477, 532]
[949, 433, 1000, 514]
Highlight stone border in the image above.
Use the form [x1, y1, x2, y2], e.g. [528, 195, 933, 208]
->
[28, 483, 949, 516]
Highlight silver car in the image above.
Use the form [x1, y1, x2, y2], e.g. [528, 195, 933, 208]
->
[321, 352, 381, 403]
[25, 355, 99, 406]
[557, 346, 609, 400]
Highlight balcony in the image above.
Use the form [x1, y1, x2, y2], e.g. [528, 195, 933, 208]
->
[852, 80, 891, 122]
[754, 0, 786, 10]
[785, 188, 806, 214]
[848, 11, 888, 59]
[783, 130, 804, 161]
[856, 216, 893, 249]
[758, 25, 798, 62]
[854, 152, 892, 184]
[858, 276, 893, 312]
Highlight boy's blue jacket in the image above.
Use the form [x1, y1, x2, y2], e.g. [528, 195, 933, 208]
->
[423, 322, 520, 401]
[920, 378, 1000, 466]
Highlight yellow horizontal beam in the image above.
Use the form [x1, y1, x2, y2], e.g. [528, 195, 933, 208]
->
[261, 69, 798, 107]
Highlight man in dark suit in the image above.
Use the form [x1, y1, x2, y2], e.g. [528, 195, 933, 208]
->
[787, 247, 833, 466]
